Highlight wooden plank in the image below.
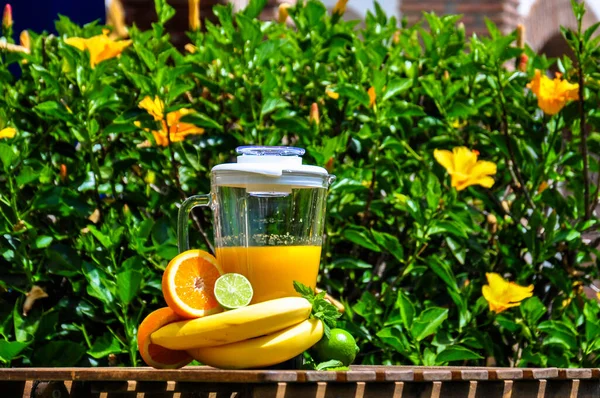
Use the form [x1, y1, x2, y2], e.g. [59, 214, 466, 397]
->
[460, 370, 489, 381]
[560, 369, 593, 379]
[0, 366, 582, 384]
[523, 369, 558, 380]
[490, 369, 522, 380]
[381, 370, 414, 382]
[420, 370, 452, 382]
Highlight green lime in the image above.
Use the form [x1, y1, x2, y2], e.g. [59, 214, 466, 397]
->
[213, 273, 253, 310]
[312, 328, 359, 366]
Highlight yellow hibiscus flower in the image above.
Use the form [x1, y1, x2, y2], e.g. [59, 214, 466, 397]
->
[136, 97, 204, 147]
[138, 96, 164, 122]
[151, 108, 205, 147]
[527, 70, 579, 115]
[0, 127, 17, 139]
[433, 147, 497, 191]
[65, 30, 131, 68]
[482, 273, 534, 314]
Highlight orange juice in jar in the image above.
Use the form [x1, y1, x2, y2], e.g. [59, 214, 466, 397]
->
[178, 146, 335, 302]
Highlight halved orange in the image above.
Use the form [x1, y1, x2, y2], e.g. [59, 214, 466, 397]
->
[162, 249, 224, 318]
[137, 307, 193, 369]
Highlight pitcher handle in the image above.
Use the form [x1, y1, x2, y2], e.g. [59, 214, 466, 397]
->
[177, 194, 212, 253]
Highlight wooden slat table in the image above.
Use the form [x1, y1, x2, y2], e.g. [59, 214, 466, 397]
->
[1, 366, 599, 397]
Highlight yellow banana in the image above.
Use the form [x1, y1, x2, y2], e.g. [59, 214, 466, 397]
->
[187, 318, 323, 369]
[151, 297, 311, 350]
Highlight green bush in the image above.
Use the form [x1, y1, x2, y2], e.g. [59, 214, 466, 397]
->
[1, 0, 600, 368]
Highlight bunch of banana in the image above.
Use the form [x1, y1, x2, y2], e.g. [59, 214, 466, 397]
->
[150, 297, 324, 369]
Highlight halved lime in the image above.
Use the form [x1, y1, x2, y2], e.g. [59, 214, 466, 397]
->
[214, 273, 253, 310]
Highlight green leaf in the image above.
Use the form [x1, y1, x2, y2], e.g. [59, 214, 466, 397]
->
[83, 262, 115, 307]
[155, 0, 175, 25]
[0, 143, 17, 169]
[330, 258, 373, 269]
[13, 305, 40, 342]
[336, 85, 370, 107]
[343, 228, 381, 252]
[427, 257, 459, 293]
[427, 220, 469, 239]
[382, 78, 412, 102]
[33, 236, 53, 249]
[243, 0, 268, 19]
[583, 303, 600, 343]
[16, 166, 39, 187]
[87, 225, 112, 249]
[293, 281, 341, 336]
[0, 340, 28, 363]
[377, 327, 410, 355]
[179, 112, 223, 131]
[34, 101, 72, 121]
[88, 333, 121, 359]
[371, 230, 404, 262]
[261, 97, 289, 117]
[117, 257, 143, 305]
[520, 297, 546, 326]
[538, 321, 578, 350]
[436, 345, 483, 364]
[316, 359, 345, 370]
[396, 291, 415, 330]
[411, 307, 448, 341]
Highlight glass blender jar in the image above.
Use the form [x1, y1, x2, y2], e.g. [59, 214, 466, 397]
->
[178, 146, 335, 303]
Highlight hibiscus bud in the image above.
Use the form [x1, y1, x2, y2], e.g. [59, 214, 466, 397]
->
[325, 157, 334, 173]
[443, 70, 450, 81]
[184, 43, 197, 54]
[487, 213, 498, 234]
[516, 24, 525, 49]
[368, 86, 376, 108]
[2, 4, 12, 29]
[123, 203, 131, 217]
[19, 30, 30, 51]
[188, 0, 201, 32]
[332, 0, 349, 16]
[393, 29, 401, 45]
[278, 3, 291, 24]
[518, 53, 528, 72]
[59, 164, 67, 182]
[309, 102, 320, 126]
[457, 22, 465, 40]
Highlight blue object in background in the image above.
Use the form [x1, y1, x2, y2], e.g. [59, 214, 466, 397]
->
[0, 0, 105, 35]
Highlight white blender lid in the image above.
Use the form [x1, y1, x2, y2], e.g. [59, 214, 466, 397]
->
[212, 146, 330, 189]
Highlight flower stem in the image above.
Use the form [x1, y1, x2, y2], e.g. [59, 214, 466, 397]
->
[577, 48, 590, 219]
[495, 70, 535, 210]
